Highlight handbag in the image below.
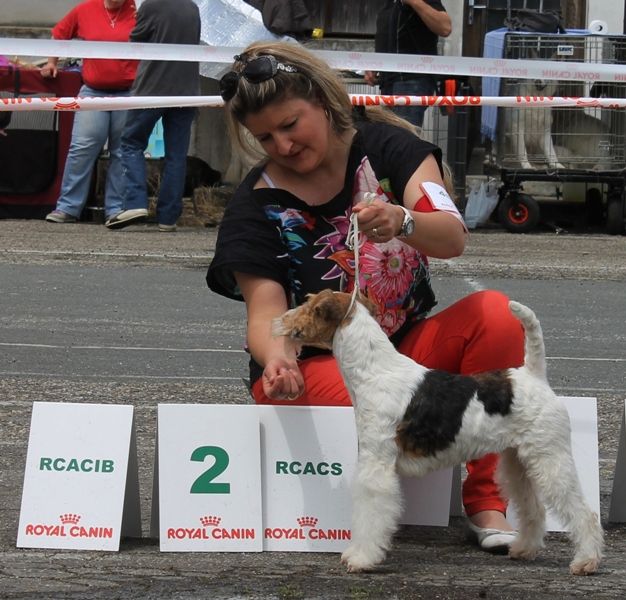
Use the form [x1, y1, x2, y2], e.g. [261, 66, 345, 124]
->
[505, 9, 566, 34]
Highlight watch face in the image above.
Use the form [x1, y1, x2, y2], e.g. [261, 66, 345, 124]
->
[402, 210, 415, 236]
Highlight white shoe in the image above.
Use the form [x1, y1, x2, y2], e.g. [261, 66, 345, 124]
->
[105, 208, 148, 230]
[467, 519, 517, 554]
[158, 223, 177, 232]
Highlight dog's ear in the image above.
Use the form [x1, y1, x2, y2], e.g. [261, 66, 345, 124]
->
[314, 291, 346, 325]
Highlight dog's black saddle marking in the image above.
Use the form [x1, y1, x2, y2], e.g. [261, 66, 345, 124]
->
[396, 369, 513, 456]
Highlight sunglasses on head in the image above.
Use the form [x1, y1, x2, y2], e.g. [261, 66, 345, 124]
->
[219, 54, 299, 102]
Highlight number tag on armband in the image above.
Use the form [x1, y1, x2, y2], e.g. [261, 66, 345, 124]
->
[420, 182, 467, 230]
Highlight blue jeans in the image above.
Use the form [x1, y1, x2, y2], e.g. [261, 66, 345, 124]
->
[56, 85, 130, 220]
[381, 76, 437, 128]
[120, 107, 196, 226]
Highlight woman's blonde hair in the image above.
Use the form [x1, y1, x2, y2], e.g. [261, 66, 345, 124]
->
[223, 40, 455, 197]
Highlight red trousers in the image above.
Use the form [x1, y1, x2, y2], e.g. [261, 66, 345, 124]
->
[251, 290, 525, 516]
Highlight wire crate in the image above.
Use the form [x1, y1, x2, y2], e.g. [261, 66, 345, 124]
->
[495, 33, 626, 171]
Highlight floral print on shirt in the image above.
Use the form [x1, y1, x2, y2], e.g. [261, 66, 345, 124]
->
[263, 156, 434, 337]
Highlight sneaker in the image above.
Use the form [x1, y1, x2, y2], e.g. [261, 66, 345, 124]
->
[105, 208, 149, 230]
[158, 223, 177, 232]
[45, 210, 77, 223]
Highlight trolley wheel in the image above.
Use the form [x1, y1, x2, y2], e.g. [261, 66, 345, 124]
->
[606, 197, 625, 235]
[498, 192, 540, 233]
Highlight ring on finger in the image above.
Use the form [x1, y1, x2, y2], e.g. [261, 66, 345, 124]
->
[372, 227, 379, 237]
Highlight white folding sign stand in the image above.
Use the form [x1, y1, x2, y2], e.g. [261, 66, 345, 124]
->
[17, 402, 140, 551]
[153, 404, 263, 552]
[609, 399, 626, 522]
[507, 396, 601, 531]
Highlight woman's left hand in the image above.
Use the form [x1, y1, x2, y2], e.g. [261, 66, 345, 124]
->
[353, 195, 404, 243]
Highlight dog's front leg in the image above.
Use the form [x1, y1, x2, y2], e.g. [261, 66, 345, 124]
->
[516, 113, 533, 169]
[341, 434, 403, 572]
[543, 127, 565, 169]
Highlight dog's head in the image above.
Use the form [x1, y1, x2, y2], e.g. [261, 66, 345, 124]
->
[520, 48, 559, 96]
[271, 290, 376, 350]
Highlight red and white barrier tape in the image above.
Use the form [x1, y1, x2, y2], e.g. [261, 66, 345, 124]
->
[2, 94, 626, 112]
[1, 37, 626, 83]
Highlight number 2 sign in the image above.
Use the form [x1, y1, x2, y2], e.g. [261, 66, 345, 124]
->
[153, 404, 263, 552]
[190, 446, 231, 494]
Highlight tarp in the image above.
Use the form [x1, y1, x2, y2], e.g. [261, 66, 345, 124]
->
[195, 0, 291, 79]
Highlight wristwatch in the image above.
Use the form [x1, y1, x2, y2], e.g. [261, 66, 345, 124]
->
[397, 205, 415, 238]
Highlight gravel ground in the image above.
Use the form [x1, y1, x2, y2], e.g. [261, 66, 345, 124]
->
[1, 219, 625, 600]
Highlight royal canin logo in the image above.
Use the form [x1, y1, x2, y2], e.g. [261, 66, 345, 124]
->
[297, 516, 318, 527]
[24, 514, 113, 539]
[265, 516, 351, 541]
[166, 515, 255, 541]
[200, 515, 221, 527]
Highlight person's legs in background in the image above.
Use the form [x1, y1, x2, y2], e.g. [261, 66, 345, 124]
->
[120, 108, 162, 211]
[47, 85, 111, 222]
[157, 107, 196, 228]
[106, 108, 162, 228]
[398, 290, 525, 544]
[384, 75, 437, 129]
[103, 91, 131, 220]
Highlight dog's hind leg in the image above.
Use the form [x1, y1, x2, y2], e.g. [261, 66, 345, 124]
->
[497, 447, 546, 561]
[341, 433, 403, 572]
[517, 438, 604, 575]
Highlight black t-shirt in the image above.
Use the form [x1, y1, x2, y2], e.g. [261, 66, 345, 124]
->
[206, 120, 442, 384]
[375, 0, 447, 85]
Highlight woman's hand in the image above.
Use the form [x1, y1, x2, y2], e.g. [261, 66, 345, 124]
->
[353, 155, 466, 258]
[353, 195, 404, 243]
[235, 272, 306, 401]
[363, 70, 379, 86]
[262, 355, 305, 401]
[40, 59, 58, 79]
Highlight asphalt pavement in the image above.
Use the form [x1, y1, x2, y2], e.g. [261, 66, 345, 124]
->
[1, 219, 625, 600]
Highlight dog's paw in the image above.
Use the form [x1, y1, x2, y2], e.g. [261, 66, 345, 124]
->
[508, 541, 540, 561]
[570, 557, 600, 576]
[341, 544, 385, 572]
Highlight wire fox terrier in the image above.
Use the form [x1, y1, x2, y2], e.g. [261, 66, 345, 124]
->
[273, 290, 604, 575]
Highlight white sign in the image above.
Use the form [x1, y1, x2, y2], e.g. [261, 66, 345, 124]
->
[258, 406, 356, 552]
[154, 404, 263, 552]
[17, 402, 140, 551]
[609, 400, 626, 522]
[400, 469, 453, 527]
[508, 396, 601, 531]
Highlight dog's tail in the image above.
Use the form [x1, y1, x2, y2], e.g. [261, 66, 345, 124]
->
[509, 301, 547, 380]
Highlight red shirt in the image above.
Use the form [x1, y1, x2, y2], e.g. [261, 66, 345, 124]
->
[52, 0, 138, 90]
